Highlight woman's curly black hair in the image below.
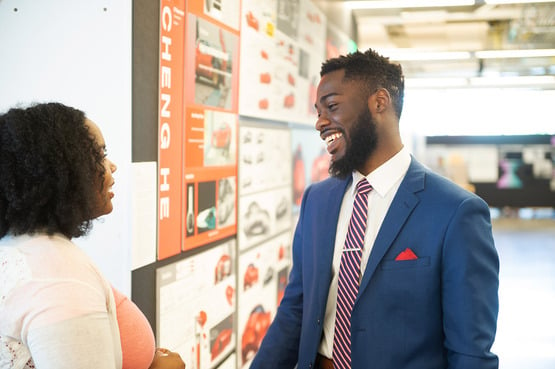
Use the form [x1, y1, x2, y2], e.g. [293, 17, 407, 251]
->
[0, 102, 106, 239]
[320, 48, 405, 119]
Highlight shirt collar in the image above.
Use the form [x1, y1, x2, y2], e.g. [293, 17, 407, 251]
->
[351, 146, 411, 197]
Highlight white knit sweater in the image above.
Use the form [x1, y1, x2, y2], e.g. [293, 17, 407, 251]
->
[0, 233, 122, 369]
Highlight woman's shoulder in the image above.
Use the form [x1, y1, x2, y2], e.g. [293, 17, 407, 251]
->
[0, 239, 33, 310]
[1, 234, 113, 338]
[3, 233, 97, 278]
[1, 233, 109, 307]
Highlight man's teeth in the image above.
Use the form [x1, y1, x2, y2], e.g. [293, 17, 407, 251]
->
[325, 132, 343, 146]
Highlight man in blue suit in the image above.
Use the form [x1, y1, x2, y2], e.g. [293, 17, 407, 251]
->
[250, 49, 499, 369]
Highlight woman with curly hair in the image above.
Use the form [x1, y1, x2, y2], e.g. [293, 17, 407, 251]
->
[0, 103, 184, 369]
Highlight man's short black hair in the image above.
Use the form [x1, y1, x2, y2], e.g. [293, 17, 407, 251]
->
[321, 48, 405, 118]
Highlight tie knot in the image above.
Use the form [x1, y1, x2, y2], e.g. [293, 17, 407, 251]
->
[356, 179, 372, 195]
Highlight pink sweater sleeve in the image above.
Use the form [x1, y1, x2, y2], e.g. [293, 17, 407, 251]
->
[112, 287, 156, 369]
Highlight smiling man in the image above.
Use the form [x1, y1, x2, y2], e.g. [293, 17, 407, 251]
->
[250, 48, 499, 369]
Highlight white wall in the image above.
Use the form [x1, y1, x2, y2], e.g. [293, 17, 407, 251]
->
[0, 0, 133, 294]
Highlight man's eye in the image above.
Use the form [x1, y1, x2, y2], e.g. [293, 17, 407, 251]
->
[328, 103, 337, 110]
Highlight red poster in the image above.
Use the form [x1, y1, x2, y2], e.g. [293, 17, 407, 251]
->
[158, 0, 186, 260]
[183, 107, 238, 252]
[184, 13, 240, 113]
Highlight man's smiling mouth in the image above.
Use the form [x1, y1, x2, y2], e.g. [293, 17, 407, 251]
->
[325, 132, 343, 146]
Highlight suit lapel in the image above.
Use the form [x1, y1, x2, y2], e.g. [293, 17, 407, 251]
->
[316, 177, 352, 276]
[357, 159, 426, 297]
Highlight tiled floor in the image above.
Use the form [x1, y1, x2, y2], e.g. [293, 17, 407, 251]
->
[490, 218, 555, 369]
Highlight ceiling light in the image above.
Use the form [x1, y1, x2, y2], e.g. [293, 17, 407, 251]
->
[405, 76, 555, 89]
[406, 78, 469, 88]
[475, 49, 555, 59]
[470, 75, 555, 87]
[380, 50, 472, 61]
[400, 10, 448, 21]
[344, 0, 476, 10]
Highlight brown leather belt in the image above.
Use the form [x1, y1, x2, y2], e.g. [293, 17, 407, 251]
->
[316, 353, 334, 369]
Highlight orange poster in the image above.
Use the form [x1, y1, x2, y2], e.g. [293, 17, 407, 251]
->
[184, 14, 240, 113]
[158, 0, 186, 260]
[182, 107, 238, 251]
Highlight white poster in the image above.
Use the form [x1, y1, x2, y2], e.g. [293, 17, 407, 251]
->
[157, 239, 237, 369]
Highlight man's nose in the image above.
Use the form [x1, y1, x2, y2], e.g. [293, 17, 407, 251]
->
[315, 111, 329, 132]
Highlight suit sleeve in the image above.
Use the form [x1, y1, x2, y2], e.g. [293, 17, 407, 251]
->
[250, 186, 314, 369]
[442, 195, 499, 369]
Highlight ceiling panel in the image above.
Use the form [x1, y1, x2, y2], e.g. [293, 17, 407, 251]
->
[317, 1, 555, 88]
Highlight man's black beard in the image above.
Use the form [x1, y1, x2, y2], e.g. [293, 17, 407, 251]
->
[329, 108, 378, 179]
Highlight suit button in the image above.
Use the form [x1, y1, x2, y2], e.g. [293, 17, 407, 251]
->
[317, 319, 321, 325]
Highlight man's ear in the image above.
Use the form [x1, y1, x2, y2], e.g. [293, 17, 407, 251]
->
[375, 88, 391, 113]
[368, 88, 391, 114]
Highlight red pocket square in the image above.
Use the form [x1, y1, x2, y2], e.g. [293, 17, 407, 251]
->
[395, 248, 418, 261]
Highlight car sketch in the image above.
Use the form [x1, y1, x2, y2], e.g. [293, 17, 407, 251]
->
[243, 201, 270, 237]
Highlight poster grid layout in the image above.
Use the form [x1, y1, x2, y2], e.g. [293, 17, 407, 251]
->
[150, 1, 356, 368]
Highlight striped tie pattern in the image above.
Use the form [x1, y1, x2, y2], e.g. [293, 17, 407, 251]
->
[333, 178, 372, 369]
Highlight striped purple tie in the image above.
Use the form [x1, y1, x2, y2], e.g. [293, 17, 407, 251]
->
[333, 178, 372, 369]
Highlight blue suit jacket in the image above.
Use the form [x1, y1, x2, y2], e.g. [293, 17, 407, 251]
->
[250, 158, 499, 369]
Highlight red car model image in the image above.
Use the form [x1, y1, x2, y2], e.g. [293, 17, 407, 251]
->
[246, 11, 259, 31]
[260, 50, 269, 59]
[244, 263, 259, 290]
[293, 144, 306, 206]
[211, 328, 233, 361]
[258, 98, 269, 110]
[283, 93, 295, 108]
[287, 73, 295, 86]
[211, 122, 231, 151]
[277, 274, 287, 306]
[259, 72, 271, 84]
[195, 39, 227, 87]
[311, 149, 330, 183]
[214, 254, 231, 283]
[241, 305, 271, 364]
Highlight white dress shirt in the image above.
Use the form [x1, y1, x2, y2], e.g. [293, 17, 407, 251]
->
[318, 147, 411, 358]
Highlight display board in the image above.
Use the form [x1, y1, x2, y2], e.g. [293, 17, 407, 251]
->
[238, 0, 326, 125]
[157, 238, 237, 369]
[236, 232, 292, 368]
[236, 120, 293, 366]
[326, 21, 357, 59]
[137, 1, 356, 368]
[238, 123, 293, 251]
[157, 0, 241, 260]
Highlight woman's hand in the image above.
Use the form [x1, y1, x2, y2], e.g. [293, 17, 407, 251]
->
[148, 348, 185, 369]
